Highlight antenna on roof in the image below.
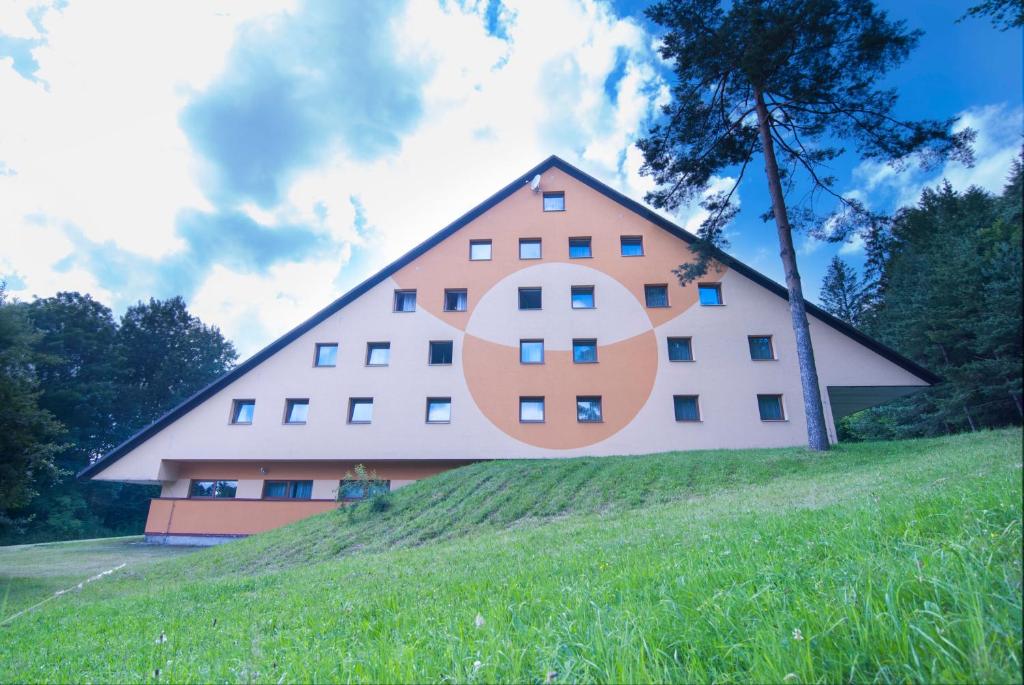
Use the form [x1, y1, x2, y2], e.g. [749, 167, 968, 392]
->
[529, 174, 541, 192]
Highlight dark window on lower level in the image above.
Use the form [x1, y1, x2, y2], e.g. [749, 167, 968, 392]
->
[190, 480, 238, 499]
[263, 480, 313, 499]
[338, 480, 391, 501]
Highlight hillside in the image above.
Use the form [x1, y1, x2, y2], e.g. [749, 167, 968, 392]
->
[1, 429, 1021, 683]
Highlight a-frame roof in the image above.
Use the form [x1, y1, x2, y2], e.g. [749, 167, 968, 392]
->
[79, 155, 938, 480]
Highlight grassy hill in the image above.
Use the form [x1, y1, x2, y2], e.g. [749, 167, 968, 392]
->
[1, 429, 1021, 683]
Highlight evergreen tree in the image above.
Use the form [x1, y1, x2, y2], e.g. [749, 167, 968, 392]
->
[843, 162, 1022, 439]
[638, 0, 973, 451]
[0, 286, 65, 535]
[820, 256, 866, 327]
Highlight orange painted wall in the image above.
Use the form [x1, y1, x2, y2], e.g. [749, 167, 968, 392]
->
[145, 498, 338, 536]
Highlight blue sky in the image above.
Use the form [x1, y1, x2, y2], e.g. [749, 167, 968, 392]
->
[1, 0, 1020, 356]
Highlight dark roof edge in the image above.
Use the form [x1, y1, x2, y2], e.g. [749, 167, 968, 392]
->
[79, 155, 937, 480]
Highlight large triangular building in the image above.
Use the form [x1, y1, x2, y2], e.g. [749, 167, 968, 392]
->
[81, 156, 936, 544]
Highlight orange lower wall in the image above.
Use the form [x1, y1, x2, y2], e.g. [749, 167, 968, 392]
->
[145, 498, 339, 536]
[148, 459, 470, 537]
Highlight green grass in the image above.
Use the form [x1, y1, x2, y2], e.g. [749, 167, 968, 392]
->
[0, 536, 196, 617]
[0, 429, 1020, 683]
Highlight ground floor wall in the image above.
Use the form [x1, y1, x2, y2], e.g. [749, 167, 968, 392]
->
[145, 459, 469, 543]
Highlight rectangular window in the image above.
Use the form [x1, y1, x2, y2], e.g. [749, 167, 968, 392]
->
[338, 480, 390, 501]
[426, 397, 452, 423]
[519, 238, 542, 260]
[520, 396, 545, 423]
[698, 283, 723, 306]
[284, 398, 309, 424]
[190, 480, 238, 499]
[569, 237, 592, 259]
[748, 335, 775, 360]
[444, 289, 468, 312]
[429, 340, 453, 365]
[667, 337, 693, 362]
[758, 394, 785, 421]
[519, 287, 542, 310]
[576, 396, 603, 423]
[394, 289, 417, 312]
[673, 395, 701, 422]
[263, 480, 313, 500]
[542, 191, 565, 212]
[571, 286, 595, 309]
[645, 284, 669, 308]
[520, 339, 544, 364]
[469, 240, 492, 261]
[620, 236, 644, 256]
[366, 342, 391, 366]
[348, 398, 374, 424]
[231, 399, 255, 424]
[314, 343, 338, 367]
[572, 338, 598, 363]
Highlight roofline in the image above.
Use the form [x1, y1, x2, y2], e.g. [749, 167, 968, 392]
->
[78, 155, 938, 480]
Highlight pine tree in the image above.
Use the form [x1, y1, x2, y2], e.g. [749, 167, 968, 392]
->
[638, 0, 973, 450]
[820, 256, 865, 327]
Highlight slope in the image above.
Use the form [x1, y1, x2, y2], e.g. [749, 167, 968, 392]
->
[1, 429, 1021, 683]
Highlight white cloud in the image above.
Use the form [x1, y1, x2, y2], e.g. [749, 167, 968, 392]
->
[2, 0, 679, 356]
[852, 103, 1022, 211]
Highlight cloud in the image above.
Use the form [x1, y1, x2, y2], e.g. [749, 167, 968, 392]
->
[852, 103, 1022, 211]
[1, 0, 675, 357]
[181, 1, 427, 207]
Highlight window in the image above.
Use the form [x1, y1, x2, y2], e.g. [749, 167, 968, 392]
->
[519, 287, 542, 310]
[673, 395, 701, 422]
[645, 284, 669, 308]
[542, 191, 565, 211]
[520, 339, 544, 364]
[519, 238, 542, 260]
[572, 338, 598, 363]
[758, 394, 785, 421]
[366, 342, 391, 366]
[569, 237, 592, 258]
[284, 399, 309, 424]
[314, 343, 338, 367]
[698, 283, 723, 306]
[426, 397, 452, 423]
[338, 480, 390, 501]
[667, 337, 693, 362]
[749, 335, 775, 360]
[571, 286, 595, 309]
[394, 289, 417, 312]
[429, 340, 453, 365]
[620, 236, 644, 256]
[231, 399, 255, 424]
[263, 480, 313, 500]
[577, 396, 603, 423]
[520, 397, 545, 423]
[469, 240, 492, 261]
[348, 398, 373, 424]
[190, 480, 237, 499]
[444, 289, 468, 312]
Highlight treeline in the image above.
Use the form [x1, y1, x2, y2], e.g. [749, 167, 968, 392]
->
[821, 157, 1023, 440]
[0, 293, 236, 543]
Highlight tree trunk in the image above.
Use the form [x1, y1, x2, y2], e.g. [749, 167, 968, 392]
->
[1010, 391, 1022, 419]
[753, 88, 831, 451]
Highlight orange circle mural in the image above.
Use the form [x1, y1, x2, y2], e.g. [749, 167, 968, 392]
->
[461, 262, 659, 449]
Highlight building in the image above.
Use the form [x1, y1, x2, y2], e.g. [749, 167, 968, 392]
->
[79, 156, 937, 545]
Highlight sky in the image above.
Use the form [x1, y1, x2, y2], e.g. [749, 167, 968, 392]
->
[1, 0, 1020, 357]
